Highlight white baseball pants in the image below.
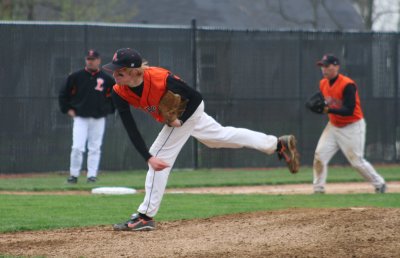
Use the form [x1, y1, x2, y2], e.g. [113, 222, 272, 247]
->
[70, 116, 106, 178]
[313, 119, 385, 191]
[138, 101, 278, 217]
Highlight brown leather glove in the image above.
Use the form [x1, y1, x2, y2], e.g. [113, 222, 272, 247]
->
[158, 90, 188, 124]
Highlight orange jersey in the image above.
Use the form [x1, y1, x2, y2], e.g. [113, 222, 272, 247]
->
[319, 74, 364, 127]
[113, 67, 171, 123]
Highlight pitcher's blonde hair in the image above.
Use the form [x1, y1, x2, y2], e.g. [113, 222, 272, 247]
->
[125, 60, 149, 77]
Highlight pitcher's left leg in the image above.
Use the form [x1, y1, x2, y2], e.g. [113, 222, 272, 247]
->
[138, 103, 203, 218]
[138, 129, 194, 217]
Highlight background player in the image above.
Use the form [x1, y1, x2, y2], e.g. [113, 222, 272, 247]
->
[59, 49, 115, 183]
[104, 48, 300, 231]
[312, 54, 386, 194]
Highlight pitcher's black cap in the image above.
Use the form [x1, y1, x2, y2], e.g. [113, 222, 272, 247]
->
[317, 54, 340, 66]
[103, 48, 142, 71]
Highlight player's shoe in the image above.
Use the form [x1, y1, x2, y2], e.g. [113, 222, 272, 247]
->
[87, 177, 97, 183]
[113, 213, 155, 231]
[277, 135, 300, 173]
[375, 183, 386, 193]
[67, 176, 78, 184]
[314, 186, 325, 194]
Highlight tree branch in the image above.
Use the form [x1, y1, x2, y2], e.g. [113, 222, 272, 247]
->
[277, 0, 318, 28]
[372, 9, 400, 22]
[321, 0, 343, 30]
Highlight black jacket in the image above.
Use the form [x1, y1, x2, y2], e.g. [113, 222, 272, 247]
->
[59, 68, 115, 118]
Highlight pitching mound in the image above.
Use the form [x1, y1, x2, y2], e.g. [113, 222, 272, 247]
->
[1, 208, 399, 258]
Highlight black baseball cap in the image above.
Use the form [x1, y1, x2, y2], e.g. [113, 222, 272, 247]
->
[86, 49, 100, 59]
[317, 54, 340, 66]
[103, 48, 143, 72]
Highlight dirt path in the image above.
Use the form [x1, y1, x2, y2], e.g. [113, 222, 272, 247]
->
[166, 181, 400, 194]
[1, 208, 399, 258]
[1, 181, 399, 196]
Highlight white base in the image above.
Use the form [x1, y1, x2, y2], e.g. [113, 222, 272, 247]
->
[91, 187, 137, 195]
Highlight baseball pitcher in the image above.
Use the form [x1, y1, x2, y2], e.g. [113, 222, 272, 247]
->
[104, 48, 300, 231]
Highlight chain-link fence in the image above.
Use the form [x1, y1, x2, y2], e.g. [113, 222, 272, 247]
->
[0, 21, 399, 173]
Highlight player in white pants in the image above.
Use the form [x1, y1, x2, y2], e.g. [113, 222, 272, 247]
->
[70, 117, 105, 179]
[103, 48, 300, 231]
[312, 54, 385, 194]
[59, 49, 115, 183]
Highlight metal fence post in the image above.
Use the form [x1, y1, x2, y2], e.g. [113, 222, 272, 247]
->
[191, 19, 199, 169]
[298, 32, 304, 152]
[84, 24, 88, 54]
[394, 34, 399, 161]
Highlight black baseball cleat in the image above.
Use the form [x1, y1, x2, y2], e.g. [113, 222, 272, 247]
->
[277, 135, 300, 173]
[113, 213, 155, 231]
[87, 177, 97, 183]
[67, 176, 78, 184]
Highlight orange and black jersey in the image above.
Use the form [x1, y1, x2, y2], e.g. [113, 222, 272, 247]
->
[320, 73, 364, 127]
[325, 75, 356, 116]
[59, 68, 115, 118]
[112, 74, 203, 161]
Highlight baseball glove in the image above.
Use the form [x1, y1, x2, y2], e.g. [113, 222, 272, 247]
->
[305, 91, 327, 114]
[158, 90, 188, 124]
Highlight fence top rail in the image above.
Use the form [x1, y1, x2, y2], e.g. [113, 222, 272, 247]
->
[0, 20, 191, 29]
[0, 20, 399, 35]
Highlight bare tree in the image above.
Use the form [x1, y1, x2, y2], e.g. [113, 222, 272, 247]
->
[0, 0, 14, 20]
[351, 0, 373, 30]
[0, 0, 138, 22]
[352, 0, 400, 31]
[265, 0, 322, 29]
[268, 0, 350, 30]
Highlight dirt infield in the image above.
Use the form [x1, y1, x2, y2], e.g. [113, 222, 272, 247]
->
[1, 181, 400, 195]
[1, 183, 400, 257]
[165, 181, 400, 195]
[1, 208, 399, 258]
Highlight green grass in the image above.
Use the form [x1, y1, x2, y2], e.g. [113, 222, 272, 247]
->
[0, 166, 399, 191]
[0, 193, 399, 233]
[0, 166, 398, 233]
